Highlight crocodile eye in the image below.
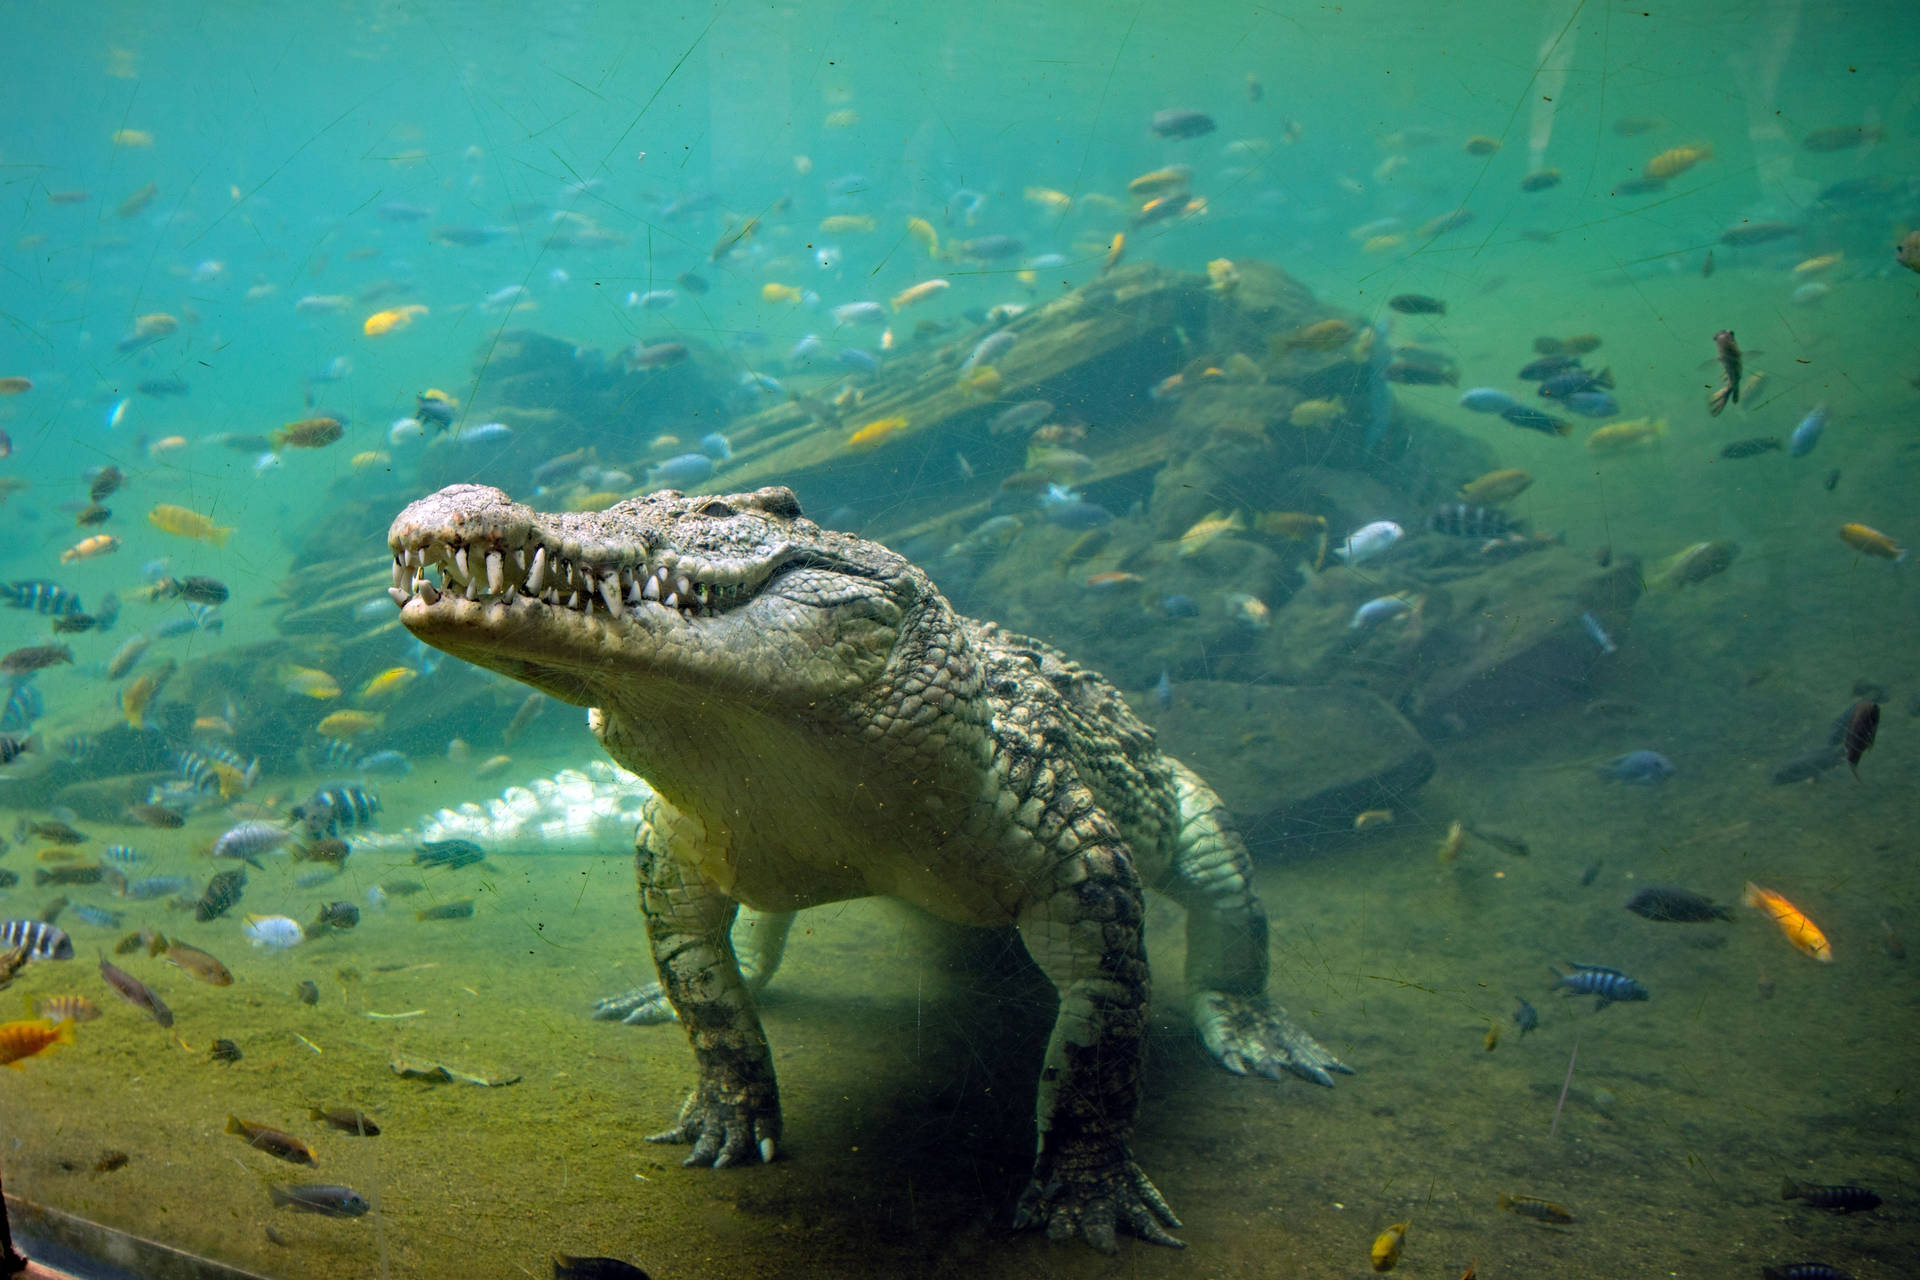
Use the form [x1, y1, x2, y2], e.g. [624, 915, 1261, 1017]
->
[697, 500, 734, 518]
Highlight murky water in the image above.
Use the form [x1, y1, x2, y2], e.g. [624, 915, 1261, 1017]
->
[0, 3, 1914, 1277]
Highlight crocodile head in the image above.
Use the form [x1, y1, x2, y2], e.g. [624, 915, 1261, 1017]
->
[387, 484, 966, 805]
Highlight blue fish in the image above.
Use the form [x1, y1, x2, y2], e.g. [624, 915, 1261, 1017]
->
[1788, 403, 1828, 458]
[1, 680, 44, 733]
[646, 453, 716, 490]
[699, 432, 733, 461]
[1162, 594, 1201, 619]
[356, 750, 413, 777]
[1539, 367, 1614, 399]
[1042, 501, 1113, 530]
[104, 844, 145, 865]
[836, 348, 879, 373]
[69, 904, 124, 929]
[1599, 750, 1674, 784]
[1550, 962, 1649, 1009]
[122, 875, 194, 900]
[1566, 390, 1619, 418]
[1458, 387, 1518, 414]
[0, 580, 83, 617]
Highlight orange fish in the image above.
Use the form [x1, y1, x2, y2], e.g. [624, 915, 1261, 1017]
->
[60, 534, 120, 563]
[363, 304, 428, 336]
[0, 1017, 75, 1068]
[846, 416, 908, 449]
[889, 279, 949, 311]
[1742, 882, 1832, 962]
[1838, 522, 1907, 561]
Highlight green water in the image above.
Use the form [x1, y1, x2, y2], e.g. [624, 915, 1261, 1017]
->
[0, 2, 1915, 1277]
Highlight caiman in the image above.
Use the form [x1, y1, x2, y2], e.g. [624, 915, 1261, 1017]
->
[387, 482, 1350, 1252]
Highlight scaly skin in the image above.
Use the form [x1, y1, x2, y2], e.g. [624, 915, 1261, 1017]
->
[388, 483, 1350, 1252]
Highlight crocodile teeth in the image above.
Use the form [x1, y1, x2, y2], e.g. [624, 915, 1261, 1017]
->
[674, 575, 692, 599]
[417, 579, 441, 605]
[486, 551, 504, 595]
[663, 592, 680, 610]
[641, 574, 660, 602]
[387, 586, 409, 606]
[391, 558, 407, 591]
[464, 573, 481, 601]
[601, 571, 624, 619]
[454, 545, 470, 582]
[526, 545, 548, 593]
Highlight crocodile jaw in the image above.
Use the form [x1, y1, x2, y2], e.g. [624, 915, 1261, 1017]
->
[386, 484, 906, 713]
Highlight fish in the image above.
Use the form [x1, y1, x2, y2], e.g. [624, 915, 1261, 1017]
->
[1519, 168, 1562, 192]
[1383, 360, 1456, 386]
[292, 783, 380, 839]
[317, 710, 383, 738]
[1500, 405, 1571, 437]
[312, 901, 360, 932]
[213, 821, 291, 868]
[1801, 124, 1882, 152]
[148, 504, 233, 546]
[417, 901, 475, 921]
[162, 941, 233, 986]
[1150, 108, 1216, 139]
[1899, 230, 1920, 275]
[1289, 398, 1344, 429]
[297, 980, 320, 1005]
[1742, 883, 1832, 962]
[1512, 997, 1538, 1036]
[1625, 886, 1733, 923]
[846, 417, 909, 450]
[0, 919, 73, 960]
[1538, 367, 1614, 399]
[1457, 387, 1518, 414]
[1388, 293, 1446, 315]
[1719, 220, 1800, 247]
[1834, 698, 1881, 778]
[1177, 511, 1245, 557]
[269, 1184, 370, 1217]
[1, 580, 83, 616]
[358, 667, 418, 701]
[1127, 165, 1191, 197]
[98, 956, 173, 1026]
[415, 839, 487, 870]
[1720, 437, 1782, 459]
[195, 869, 247, 922]
[1274, 318, 1355, 353]
[1643, 144, 1712, 179]
[1587, 417, 1666, 452]
[278, 666, 341, 699]
[1369, 1222, 1407, 1271]
[1353, 809, 1394, 831]
[1459, 470, 1532, 504]
[244, 915, 306, 949]
[1788, 404, 1828, 458]
[310, 1107, 380, 1136]
[1255, 512, 1326, 540]
[1708, 330, 1742, 416]
[1497, 1193, 1574, 1224]
[362, 304, 428, 337]
[1760, 1266, 1854, 1280]
[890, 279, 949, 311]
[34, 995, 99, 1025]
[1351, 596, 1416, 631]
[1332, 521, 1404, 565]
[1837, 523, 1905, 561]
[35, 865, 105, 887]
[0, 1017, 75, 1068]
[273, 416, 344, 449]
[1599, 750, 1674, 783]
[1519, 354, 1583, 381]
[227, 1115, 316, 1165]
[989, 401, 1054, 437]
[1428, 504, 1512, 538]
[1550, 962, 1648, 1009]
[645, 453, 715, 489]
[30, 819, 86, 844]
[624, 342, 689, 372]
[1650, 540, 1739, 588]
[1780, 1180, 1880, 1213]
[59, 535, 119, 564]
[2, 645, 74, 675]
[123, 802, 184, 829]
[553, 1257, 652, 1280]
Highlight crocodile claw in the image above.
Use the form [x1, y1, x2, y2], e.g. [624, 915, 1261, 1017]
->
[1193, 990, 1354, 1087]
[590, 983, 678, 1025]
[645, 1084, 780, 1169]
[1013, 1161, 1184, 1253]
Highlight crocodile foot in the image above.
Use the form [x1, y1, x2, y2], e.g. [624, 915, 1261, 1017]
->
[590, 983, 677, 1025]
[1193, 990, 1354, 1087]
[645, 1079, 780, 1168]
[1013, 1160, 1184, 1253]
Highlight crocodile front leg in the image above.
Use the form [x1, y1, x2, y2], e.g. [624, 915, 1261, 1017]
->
[1012, 841, 1182, 1253]
[636, 837, 780, 1167]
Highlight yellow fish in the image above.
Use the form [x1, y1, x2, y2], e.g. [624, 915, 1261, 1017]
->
[1290, 398, 1344, 429]
[1459, 469, 1533, 504]
[1354, 809, 1394, 831]
[1256, 512, 1326, 540]
[1643, 143, 1713, 180]
[1742, 883, 1832, 962]
[148, 504, 233, 546]
[1370, 1221, 1408, 1272]
[121, 666, 172, 730]
[1273, 318, 1355, 353]
[350, 450, 391, 472]
[1838, 522, 1906, 561]
[278, 666, 340, 700]
[846, 416, 908, 449]
[1793, 253, 1842, 275]
[1103, 232, 1125, 275]
[1585, 417, 1667, 453]
[1177, 511, 1244, 557]
[60, 534, 120, 563]
[761, 282, 803, 304]
[906, 217, 941, 260]
[110, 128, 154, 148]
[1362, 234, 1407, 254]
[817, 215, 874, 234]
[317, 710, 383, 739]
[1024, 186, 1072, 211]
[890, 278, 950, 311]
[363, 304, 428, 337]
[1126, 165, 1191, 198]
[358, 667, 418, 701]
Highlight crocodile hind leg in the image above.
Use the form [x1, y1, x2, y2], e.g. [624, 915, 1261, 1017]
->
[593, 908, 795, 1025]
[636, 837, 781, 1167]
[1159, 760, 1352, 1087]
[1011, 840, 1183, 1253]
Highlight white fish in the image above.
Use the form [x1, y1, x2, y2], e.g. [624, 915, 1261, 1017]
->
[830, 301, 885, 326]
[1333, 521, 1404, 565]
[1350, 595, 1414, 629]
[243, 914, 305, 950]
[388, 417, 426, 446]
[106, 398, 130, 431]
[253, 452, 282, 476]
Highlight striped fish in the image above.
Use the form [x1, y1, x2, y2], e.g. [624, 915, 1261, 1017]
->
[121, 874, 194, 900]
[212, 821, 292, 867]
[292, 783, 380, 839]
[34, 994, 101, 1024]
[68, 904, 124, 929]
[1428, 503, 1514, 538]
[0, 580, 83, 617]
[104, 844, 146, 866]
[0, 918, 75, 960]
[1, 680, 43, 733]
[1550, 962, 1648, 1009]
